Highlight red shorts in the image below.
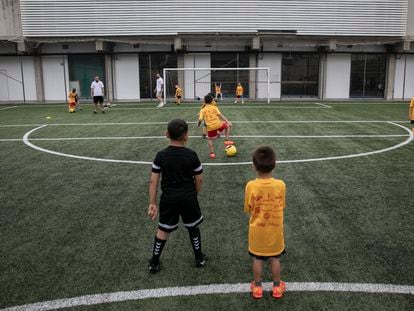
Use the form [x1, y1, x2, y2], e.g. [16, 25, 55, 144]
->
[207, 122, 229, 138]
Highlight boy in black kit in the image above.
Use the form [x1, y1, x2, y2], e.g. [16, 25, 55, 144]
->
[148, 119, 207, 273]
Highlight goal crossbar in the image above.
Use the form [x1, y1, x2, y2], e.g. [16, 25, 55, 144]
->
[163, 67, 271, 104]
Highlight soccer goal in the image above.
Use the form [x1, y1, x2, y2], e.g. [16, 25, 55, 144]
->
[163, 67, 271, 104]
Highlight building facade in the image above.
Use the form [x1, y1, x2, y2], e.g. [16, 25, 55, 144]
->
[0, 0, 413, 102]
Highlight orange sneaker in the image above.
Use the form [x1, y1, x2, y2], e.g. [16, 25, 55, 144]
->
[224, 140, 234, 146]
[272, 281, 286, 299]
[209, 153, 216, 159]
[250, 281, 263, 299]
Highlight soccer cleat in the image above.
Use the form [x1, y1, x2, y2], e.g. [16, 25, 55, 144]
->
[195, 253, 208, 268]
[148, 260, 160, 274]
[209, 153, 216, 159]
[102, 110, 105, 113]
[202, 134, 206, 139]
[93, 110, 97, 114]
[272, 281, 286, 299]
[250, 281, 263, 299]
[234, 101, 237, 104]
[224, 140, 234, 146]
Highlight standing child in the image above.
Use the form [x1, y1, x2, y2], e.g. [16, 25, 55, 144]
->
[148, 119, 207, 273]
[244, 146, 286, 299]
[68, 88, 78, 113]
[198, 94, 234, 158]
[214, 82, 223, 101]
[175, 85, 183, 105]
[234, 82, 244, 104]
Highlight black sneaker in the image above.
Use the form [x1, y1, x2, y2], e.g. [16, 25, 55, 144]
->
[93, 111, 97, 114]
[149, 260, 160, 274]
[102, 110, 105, 113]
[196, 253, 208, 268]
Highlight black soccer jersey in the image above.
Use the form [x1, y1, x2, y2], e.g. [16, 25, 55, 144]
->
[152, 146, 203, 197]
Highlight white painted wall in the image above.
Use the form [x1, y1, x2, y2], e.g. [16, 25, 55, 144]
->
[0, 56, 37, 102]
[394, 54, 414, 100]
[183, 54, 211, 100]
[42, 56, 69, 101]
[257, 53, 281, 99]
[325, 54, 351, 99]
[113, 54, 140, 100]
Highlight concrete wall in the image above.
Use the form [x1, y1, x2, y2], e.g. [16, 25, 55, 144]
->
[183, 54, 211, 100]
[0, 56, 36, 102]
[113, 54, 140, 100]
[0, 0, 22, 39]
[394, 54, 414, 99]
[257, 53, 281, 99]
[325, 54, 351, 99]
[406, 0, 414, 40]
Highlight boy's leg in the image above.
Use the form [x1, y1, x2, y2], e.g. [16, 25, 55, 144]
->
[270, 257, 285, 298]
[149, 229, 169, 273]
[207, 137, 215, 157]
[187, 226, 207, 267]
[251, 257, 264, 299]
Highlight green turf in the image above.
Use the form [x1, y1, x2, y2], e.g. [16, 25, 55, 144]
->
[0, 102, 413, 310]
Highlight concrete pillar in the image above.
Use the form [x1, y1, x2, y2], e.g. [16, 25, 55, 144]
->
[105, 54, 114, 101]
[385, 54, 396, 100]
[249, 54, 257, 100]
[177, 53, 185, 96]
[319, 53, 327, 100]
[33, 56, 44, 102]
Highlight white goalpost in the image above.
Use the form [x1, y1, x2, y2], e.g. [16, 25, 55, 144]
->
[163, 67, 271, 105]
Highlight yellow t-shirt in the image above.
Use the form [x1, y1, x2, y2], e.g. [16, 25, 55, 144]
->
[236, 85, 244, 96]
[244, 178, 286, 256]
[410, 97, 414, 120]
[68, 92, 77, 103]
[198, 104, 223, 131]
[175, 87, 182, 97]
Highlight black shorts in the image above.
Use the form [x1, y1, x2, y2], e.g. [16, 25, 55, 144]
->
[411, 119, 414, 124]
[176, 96, 182, 99]
[236, 95, 242, 98]
[158, 194, 203, 232]
[249, 249, 286, 261]
[93, 96, 104, 104]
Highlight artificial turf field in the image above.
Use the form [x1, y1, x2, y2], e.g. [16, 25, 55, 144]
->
[0, 101, 413, 310]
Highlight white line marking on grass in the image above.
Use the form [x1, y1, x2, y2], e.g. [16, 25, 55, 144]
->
[3, 134, 408, 143]
[0, 121, 410, 128]
[1, 282, 413, 311]
[315, 102, 332, 108]
[21, 122, 413, 166]
[113, 106, 329, 110]
[0, 106, 18, 111]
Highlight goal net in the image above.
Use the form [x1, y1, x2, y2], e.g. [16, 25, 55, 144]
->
[163, 67, 270, 104]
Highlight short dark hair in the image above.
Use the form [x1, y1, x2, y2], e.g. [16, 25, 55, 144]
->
[204, 94, 213, 104]
[252, 146, 276, 173]
[72, 88, 76, 92]
[167, 119, 188, 140]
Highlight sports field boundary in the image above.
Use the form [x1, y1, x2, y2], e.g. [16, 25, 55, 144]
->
[1, 282, 413, 311]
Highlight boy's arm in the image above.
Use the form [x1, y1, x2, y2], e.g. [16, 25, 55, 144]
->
[148, 172, 160, 220]
[244, 184, 251, 214]
[219, 113, 232, 127]
[197, 110, 203, 127]
[194, 173, 203, 193]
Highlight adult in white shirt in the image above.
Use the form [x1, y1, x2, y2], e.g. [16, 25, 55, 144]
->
[91, 76, 105, 113]
[154, 73, 164, 107]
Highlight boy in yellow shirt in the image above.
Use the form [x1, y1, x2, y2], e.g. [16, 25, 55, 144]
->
[198, 94, 234, 158]
[68, 88, 78, 113]
[244, 146, 286, 299]
[175, 85, 183, 105]
[214, 82, 223, 101]
[234, 82, 244, 104]
[410, 97, 414, 133]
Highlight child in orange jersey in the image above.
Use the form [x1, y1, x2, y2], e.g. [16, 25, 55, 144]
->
[234, 82, 244, 104]
[244, 146, 286, 299]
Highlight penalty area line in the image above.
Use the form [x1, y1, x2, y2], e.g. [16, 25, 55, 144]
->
[1, 282, 413, 311]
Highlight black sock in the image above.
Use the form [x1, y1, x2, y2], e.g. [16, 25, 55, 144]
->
[188, 227, 202, 259]
[150, 236, 166, 264]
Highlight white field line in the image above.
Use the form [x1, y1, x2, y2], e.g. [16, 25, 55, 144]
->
[315, 102, 332, 108]
[1, 282, 413, 311]
[21, 122, 413, 166]
[0, 120, 410, 128]
[0, 106, 18, 111]
[113, 106, 329, 110]
[1, 134, 408, 143]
